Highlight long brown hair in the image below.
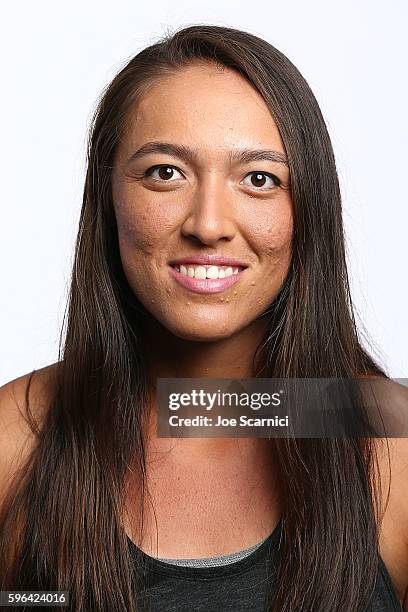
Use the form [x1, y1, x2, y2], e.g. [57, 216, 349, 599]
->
[0, 24, 397, 611]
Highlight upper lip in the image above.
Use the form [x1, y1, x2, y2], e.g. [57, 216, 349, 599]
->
[169, 255, 248, 268]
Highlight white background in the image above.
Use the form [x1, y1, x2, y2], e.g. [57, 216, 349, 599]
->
[0, 0, 407, 385]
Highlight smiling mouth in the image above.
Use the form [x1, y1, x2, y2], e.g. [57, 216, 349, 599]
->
[168, 264, 247, 295]
[170, 263, 245, 279]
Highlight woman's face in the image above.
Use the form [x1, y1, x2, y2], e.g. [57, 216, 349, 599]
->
[112, 62, 293, 342]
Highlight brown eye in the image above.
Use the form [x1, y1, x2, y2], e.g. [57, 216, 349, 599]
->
[242, 171, 280, 191]
[145, 165, 184, 181]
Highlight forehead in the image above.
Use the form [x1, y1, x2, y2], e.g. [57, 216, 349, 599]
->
[121, 62, 285, 157]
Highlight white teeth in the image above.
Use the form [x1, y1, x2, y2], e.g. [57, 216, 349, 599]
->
[206, 265, 219, 279]
[173, 264, 244, 279]
[194, 266, 207, 279]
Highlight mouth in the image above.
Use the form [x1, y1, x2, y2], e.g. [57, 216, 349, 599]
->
[168, 263, 247, 294]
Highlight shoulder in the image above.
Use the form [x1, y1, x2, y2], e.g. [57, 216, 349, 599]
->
[371, 380, 408, 603]
[375, 435, 408, 605]
[0, 363, 58, 433]
[0, 363, 59, 506]
[367, 379, 408, 517]
[375, 435, 408, 542]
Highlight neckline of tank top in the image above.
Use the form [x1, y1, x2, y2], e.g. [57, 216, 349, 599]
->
[126, 517, 284, 579]
[126, 523, 403, 608]
[378, 557, 404, 611]
[155, 535, 267, 568]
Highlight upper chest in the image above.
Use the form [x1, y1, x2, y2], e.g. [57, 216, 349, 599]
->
[124, 438, 282, 558]
[123, 437, 408, 603]
[376, 438, 408, 603]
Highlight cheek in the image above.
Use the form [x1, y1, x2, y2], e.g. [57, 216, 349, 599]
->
[249, 204, 294, 263]
[113, 203, 163, 306]
[264, 225, 293, 262]
[114, 198, 173, 258]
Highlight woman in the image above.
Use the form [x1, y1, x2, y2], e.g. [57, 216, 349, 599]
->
[0, 24, 407, 611]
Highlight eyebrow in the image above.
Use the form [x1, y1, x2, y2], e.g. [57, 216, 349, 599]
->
[126, 141, 288, 167]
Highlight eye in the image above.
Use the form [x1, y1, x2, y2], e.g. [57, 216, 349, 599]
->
[144, 164, 184, 182]
[241, 171, 281, 191]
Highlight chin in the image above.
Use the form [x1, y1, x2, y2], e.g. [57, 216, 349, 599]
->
[163, 320, 237, 343]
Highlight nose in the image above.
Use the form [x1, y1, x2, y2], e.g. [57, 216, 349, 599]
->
[180, 173, 236, 246]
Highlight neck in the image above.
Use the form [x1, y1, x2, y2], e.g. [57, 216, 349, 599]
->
[137, 314, 274, 458]
[140, 314, 270, 382]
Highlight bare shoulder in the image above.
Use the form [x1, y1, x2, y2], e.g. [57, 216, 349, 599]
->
[372, 381, 408, 603]
[0, 363, 59, 505]
[375, 435, 408, 538]
[371, 379, 408, 512]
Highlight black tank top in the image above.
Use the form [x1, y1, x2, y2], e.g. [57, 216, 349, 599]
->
[128, 519, 403, 611]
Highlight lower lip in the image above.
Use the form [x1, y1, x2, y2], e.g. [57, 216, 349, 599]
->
[168, 266, 247, 294]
